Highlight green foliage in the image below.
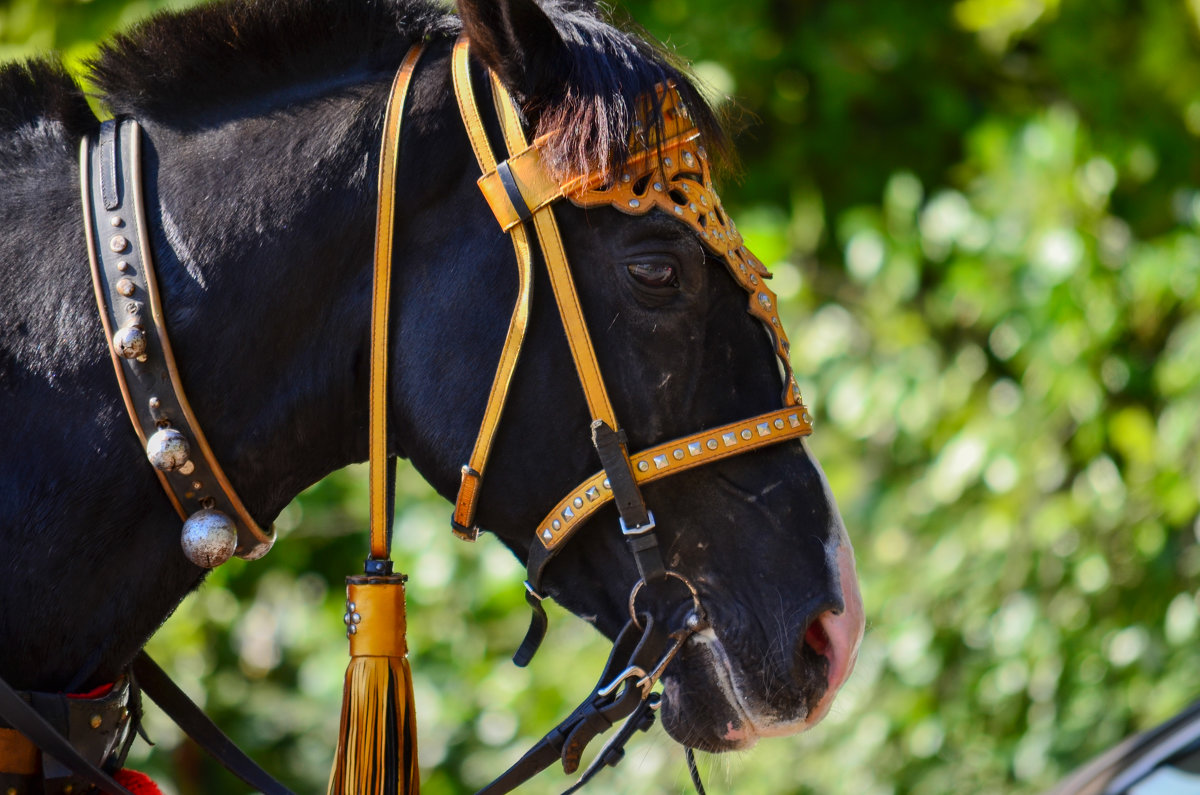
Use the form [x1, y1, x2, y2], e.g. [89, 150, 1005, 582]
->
[6, 0, 1200, 792]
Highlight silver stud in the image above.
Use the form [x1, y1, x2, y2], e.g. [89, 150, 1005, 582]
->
[706, 439, 719, 450]
[653, 182, 664, 191]
[788, 413, 801, 427]
[180, 509, 237, 568]
[690, 203, 697, 212]
[348, 602, 356, 612]
[674, 206, 684, 215]
[562, 506, 574, 521]
[553, 519, 562, 530]
[573, 497, 584, 509]
[347, 625, 357, 636]
[681, 184, 690, 193]
[750, 274, 759, 285]
[113, 325, 146, 359]
[741, 429, 753, 441]
[698, 146, 708, 160]
[629, 199, 641, 208]
[109, 235, 129, 253]
[673, 448, 685, 460]
[115, 278, 136, 297]
[146, 427, 189, 471]
[664, 157, 673, 168]
[110, 216, 123, 228]
[622, 174, 632, 183]
[116, 260, 130, 272]
[542, 529, 553, 541]
[772, 317, 781, 327]
[802, 411, 813, 424]
[585, 487, 600, 501]
[653, 454, 669, 469]
[683, 152, 696, 166]
[758, 293, 772, 310]
[722, 432, 736, 446]
[774, 418, 785, 430]
[757, 422, 770, 436]
[700, 195, 708, 206]
[603, 478, 611, 490]
[688, 442, 702, 456]
[637, 461, 649, 472]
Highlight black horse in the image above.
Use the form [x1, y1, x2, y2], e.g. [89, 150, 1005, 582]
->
[0, 0, 863, 780]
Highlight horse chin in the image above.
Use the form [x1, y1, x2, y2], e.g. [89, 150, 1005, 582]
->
[658, 628, 834, 753]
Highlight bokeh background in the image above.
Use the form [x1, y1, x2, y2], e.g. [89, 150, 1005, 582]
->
[4, 0, 1200, 792]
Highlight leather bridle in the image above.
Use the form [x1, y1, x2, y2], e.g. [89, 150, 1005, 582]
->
[0, 34, 816, 795]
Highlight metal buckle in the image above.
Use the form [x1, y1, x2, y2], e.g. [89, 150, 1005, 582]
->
[627, 570, 702, 628]
[597, 666, 651, 700]
[619, 511, 656, 537]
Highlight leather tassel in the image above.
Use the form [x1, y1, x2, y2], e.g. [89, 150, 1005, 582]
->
[328, 574, 419, 795]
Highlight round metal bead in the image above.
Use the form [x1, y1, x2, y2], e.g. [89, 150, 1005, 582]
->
[112, 325, 146, 359]
[89, 714, 102, 729]
[180, 509, 237, 568]
[115, 278, 136, 297]
[146, 427, 190, 471]
[236, 530, 275, 561]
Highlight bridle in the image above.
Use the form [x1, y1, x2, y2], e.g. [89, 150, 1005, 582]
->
[0, 33, 816, 795]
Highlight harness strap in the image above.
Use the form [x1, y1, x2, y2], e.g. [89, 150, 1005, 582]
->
[476, 616, 667, 795]
[591, 420, 664, 583]
[82, 118, 274, 561]
[369, 44, 426, 561]
[0, 676, 134, 795]
[131, 653, 294, 795]
[449, 39, 537, 541]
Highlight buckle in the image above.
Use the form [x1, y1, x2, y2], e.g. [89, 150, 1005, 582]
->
[523, 580, 545, 601]
[619, 511, 656, 537]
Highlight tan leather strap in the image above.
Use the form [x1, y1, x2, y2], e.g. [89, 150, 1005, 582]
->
[369, 44, 426, 560]
[484, 71, 620, 431]
[534, 407, 812, 550]
[449, 39, 537, 539]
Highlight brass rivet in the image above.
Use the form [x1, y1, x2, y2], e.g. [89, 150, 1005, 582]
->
[116, 278, 136, 297]
[148, 397, 161, 409]
[89, 714, 103, 729]
[110, 216, 123, 228]
[109, 235, 129, 253]
[116, 260, 130, 272]
[192, 481, 203, 490]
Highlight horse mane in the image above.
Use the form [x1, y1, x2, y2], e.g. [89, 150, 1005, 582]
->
[87, 0, 729, 177]
[0, 59, 96, 162]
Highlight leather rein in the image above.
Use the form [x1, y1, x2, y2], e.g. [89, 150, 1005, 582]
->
[0, 37, 814, 795]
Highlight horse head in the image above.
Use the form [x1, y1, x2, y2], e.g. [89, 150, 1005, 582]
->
[383, 0, 867, 751]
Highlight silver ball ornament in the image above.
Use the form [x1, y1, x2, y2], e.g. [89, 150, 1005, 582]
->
[235, 528, 276, 561]
[112, 325, 147, 359]
[180, 509, 237, 568]
[146, 427, 190, 471]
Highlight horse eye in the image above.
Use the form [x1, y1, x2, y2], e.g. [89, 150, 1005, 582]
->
[627, 262, 678, 288]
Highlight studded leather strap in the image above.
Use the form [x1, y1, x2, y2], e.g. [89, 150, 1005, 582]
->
[82, 120, 274, 560]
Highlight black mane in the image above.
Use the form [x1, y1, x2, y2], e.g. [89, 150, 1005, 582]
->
[86, 0, 727, 176]
[0, 59, 96, 164]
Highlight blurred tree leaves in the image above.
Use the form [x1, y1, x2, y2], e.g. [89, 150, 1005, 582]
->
[5, 0, 1200, 793]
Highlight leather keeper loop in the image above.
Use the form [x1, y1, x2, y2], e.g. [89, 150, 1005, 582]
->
[346, 575, 409, 658]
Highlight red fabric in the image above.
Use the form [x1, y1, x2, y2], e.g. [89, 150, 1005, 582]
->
[65, 682, 115, 700]
[114, 769, 163, 795]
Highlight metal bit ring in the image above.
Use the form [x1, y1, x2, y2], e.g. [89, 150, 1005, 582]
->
[628, 570, 703, 630]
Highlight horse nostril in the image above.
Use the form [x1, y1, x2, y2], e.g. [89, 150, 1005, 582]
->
[803, 618, 831, 658]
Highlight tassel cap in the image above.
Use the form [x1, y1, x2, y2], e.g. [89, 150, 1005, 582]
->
[345, 574, 409, 658]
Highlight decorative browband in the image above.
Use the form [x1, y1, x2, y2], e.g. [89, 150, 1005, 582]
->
[476, 85, 803, 410]
[81, 119, 274, 567]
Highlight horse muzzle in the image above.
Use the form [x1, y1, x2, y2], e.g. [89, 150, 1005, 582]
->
[659, 543, 864, 752]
